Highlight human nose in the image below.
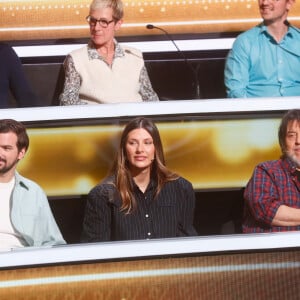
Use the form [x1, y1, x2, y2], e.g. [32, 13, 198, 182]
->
[136, 143, 144, 152]
[94, 21, 103, 29]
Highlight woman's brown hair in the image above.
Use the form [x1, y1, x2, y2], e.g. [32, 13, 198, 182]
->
[109, 117, 178, 213]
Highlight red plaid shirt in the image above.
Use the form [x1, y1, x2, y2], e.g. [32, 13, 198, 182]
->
[243, 157, 300, 233]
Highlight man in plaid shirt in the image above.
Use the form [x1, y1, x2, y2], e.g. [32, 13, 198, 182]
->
[243, 109, 300, 233]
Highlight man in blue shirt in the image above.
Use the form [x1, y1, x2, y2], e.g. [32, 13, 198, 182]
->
[224, 0, 300, 98]
[0, 119, 65, 251]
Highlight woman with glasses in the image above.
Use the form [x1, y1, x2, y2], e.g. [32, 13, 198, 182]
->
[59, 0, 159, 105]
[81, 117, 197, 242]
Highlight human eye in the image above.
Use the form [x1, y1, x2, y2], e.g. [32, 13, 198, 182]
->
[99, 19, 109, 27]
[127, 140, 137, 145]
[144, 139, 153, 145]
[287, 132, 296, 138]
[3, 145, 13, 151]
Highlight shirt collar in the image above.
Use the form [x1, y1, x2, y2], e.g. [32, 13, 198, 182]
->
[132, 177, 156, 192]
[282, 156, 299, 175]
[87, 39, 124, 61]
[15, 171, 29, 190]
[259, 21, 294, 39]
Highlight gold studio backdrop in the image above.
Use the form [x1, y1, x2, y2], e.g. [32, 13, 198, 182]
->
[0, 251, 299, 299]
[17, 118, 281, 197]
[1, 0, 300, 41]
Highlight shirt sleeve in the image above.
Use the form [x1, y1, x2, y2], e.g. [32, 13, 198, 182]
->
[59, 55, 84, 105]
[139, 66, 159, 101]
[7, 46, 39, 107]
[38, 189, 67, 246]
[178, 178, 198, 236]
[224, 36, 251, 98]
[81, 184, 113, 242]
[244, 164, 283, 225]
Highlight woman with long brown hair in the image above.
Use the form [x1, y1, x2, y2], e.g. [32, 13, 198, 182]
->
[81, 117, 197, 242]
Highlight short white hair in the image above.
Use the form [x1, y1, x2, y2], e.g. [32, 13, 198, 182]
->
[89, 0, 124, 20]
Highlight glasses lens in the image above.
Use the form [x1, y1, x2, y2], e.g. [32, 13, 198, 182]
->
[100, 20, 109, 27]
[86, 16, 113, 28]
[86, 16, 94, 26]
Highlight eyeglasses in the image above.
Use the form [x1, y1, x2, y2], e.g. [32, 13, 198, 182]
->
[86, 16, 115, 28]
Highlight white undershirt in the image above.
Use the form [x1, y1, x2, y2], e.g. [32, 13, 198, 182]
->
[0, 176, 25, 251]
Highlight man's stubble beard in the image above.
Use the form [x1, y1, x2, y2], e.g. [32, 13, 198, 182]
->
[285, 151, 300, 169]
[0, 157, 19, 175]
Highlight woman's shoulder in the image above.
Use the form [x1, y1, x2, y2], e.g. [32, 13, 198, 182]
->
[168, 176, 193, 189]
[121, 45, 143, 59]
[91, 181, 114, 189]
[69, 45, 89, 58]
[88, 176, 122, 205]
[89, 176, 116, 193]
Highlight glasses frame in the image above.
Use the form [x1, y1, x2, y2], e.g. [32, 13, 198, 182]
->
[86, 15, 115, 28]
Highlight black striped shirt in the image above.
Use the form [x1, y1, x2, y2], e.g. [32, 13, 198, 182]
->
[81, 176, 197, 242]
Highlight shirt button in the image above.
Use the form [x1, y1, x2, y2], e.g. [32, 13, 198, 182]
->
[145, 214, 149, 218]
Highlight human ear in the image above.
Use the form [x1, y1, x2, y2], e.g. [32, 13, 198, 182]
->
[114, 19, 123, 31]
[17, 148, 26, 160]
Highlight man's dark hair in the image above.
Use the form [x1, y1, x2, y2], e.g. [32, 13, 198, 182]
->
[278, 109, 300, 152]
[0, 119, 29, 151]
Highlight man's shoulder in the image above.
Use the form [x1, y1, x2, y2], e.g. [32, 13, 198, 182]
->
[0, 43, 12, 53]
[15, 172, 44, 192]
[0, 43, 17, 61]
[235, 25, 261, 42]
[289, 24, 300, 36]
[256, 159, 284, 172]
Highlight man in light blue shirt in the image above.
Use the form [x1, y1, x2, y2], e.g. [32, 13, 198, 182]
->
[224, 0, 300, 98]
[0, 119, 66, 251]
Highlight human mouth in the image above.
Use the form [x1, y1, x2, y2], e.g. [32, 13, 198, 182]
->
[261, 6, 273, 12]
[134, 156, 147, 161]
[294, 148, 300, 154]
